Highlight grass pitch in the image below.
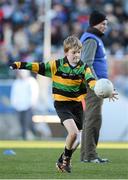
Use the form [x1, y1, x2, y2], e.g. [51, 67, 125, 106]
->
[0, 141, 128, 179]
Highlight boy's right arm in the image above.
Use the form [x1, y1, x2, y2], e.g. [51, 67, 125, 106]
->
[10, 62, 50, 77]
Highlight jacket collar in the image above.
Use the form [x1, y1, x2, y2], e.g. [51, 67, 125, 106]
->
[87, 27, 104, 37]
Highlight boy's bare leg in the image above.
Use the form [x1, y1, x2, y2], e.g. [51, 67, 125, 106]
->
[56, 119, 79, 173]
[64, 119, 79, 149]
[72, 130, 82, 151]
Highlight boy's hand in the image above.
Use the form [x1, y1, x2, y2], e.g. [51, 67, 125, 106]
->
[10, 62, 20, 69]
[10, 63, 17, 69]
[109, 90, 119, 102]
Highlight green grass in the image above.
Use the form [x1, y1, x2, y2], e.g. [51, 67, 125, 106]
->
[0, 141, 128, 179]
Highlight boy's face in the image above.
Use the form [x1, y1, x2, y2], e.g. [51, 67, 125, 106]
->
[66, 48, 81, 65]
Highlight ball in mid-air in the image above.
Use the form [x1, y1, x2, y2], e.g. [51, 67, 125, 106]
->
[94, 78, 114, 98]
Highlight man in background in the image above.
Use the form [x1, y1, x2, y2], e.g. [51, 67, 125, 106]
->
[80, 10, 109, 163]
[10, 70, 39, 140]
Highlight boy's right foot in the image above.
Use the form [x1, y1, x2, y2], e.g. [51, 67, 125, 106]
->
[56, 156, 71, 173]
[56, 161, 64, 172]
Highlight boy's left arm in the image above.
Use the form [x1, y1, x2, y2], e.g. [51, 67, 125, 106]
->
[84, 66, 119, 100]
[84, 66, 96, 90]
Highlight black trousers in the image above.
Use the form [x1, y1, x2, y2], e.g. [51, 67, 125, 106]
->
[18, 108, 36, 139]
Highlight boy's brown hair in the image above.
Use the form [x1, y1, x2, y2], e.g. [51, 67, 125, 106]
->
[63, 36, 82, 53]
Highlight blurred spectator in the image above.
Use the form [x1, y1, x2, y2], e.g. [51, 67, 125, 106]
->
[10, 70, 39, 140]
[0, 0, 128, 66]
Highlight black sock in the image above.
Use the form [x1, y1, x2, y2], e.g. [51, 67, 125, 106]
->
[64, 147, 73, 158]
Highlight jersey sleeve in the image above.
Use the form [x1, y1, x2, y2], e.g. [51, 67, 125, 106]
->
[10, 60, 57, 78]
[84, 65, 96, 90]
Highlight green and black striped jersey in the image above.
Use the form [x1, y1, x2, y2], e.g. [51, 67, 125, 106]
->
[13, 57, 96, 102]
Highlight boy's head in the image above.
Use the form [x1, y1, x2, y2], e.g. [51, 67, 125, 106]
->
[63, 36, 82, 65]
[63, 36, 82, 53]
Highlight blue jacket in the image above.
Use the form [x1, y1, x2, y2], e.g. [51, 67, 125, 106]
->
[80, 32, 108, 79]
